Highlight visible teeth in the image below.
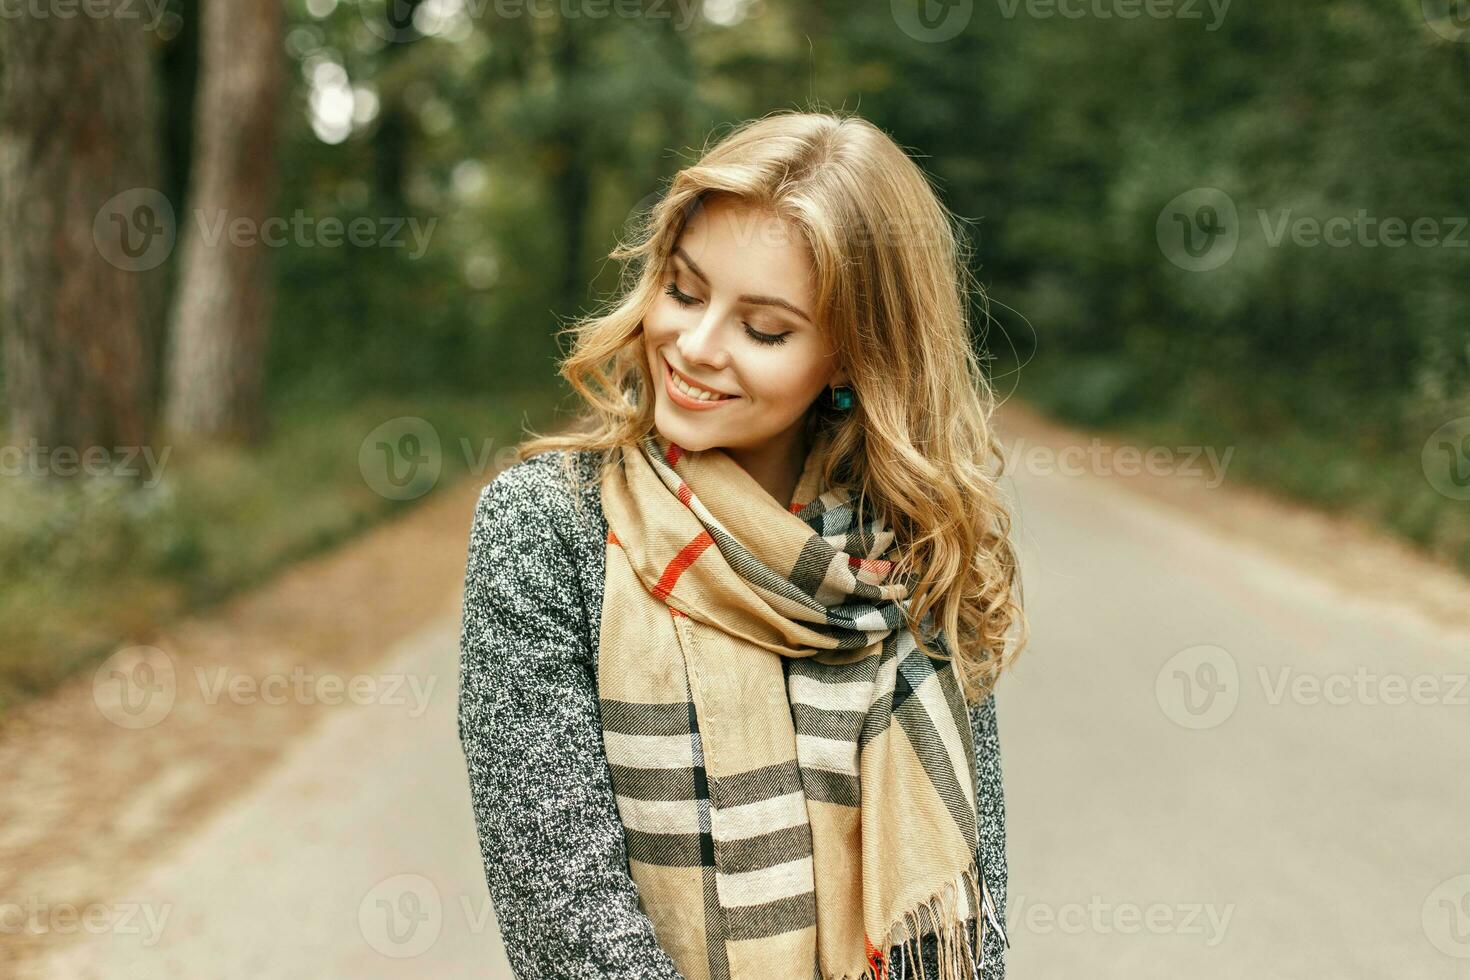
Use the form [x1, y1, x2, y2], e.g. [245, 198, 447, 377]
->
[673, 372, 731, 401]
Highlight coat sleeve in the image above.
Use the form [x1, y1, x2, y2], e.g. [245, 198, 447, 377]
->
[970, 692, 1008, 979]
[456, 463, 687, 980]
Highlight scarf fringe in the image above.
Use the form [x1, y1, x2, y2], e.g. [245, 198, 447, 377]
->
[837, 856, 1009, 980]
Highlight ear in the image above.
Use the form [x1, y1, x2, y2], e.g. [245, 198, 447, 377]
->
[829, 367, 849, 387]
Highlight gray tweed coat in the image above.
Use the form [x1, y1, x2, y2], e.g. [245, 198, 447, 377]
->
[456, 449, 1008, 979]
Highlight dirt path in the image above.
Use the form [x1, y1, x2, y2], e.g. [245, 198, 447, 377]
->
[5, 403, 1468, 977]
[0, 477, 485, 973]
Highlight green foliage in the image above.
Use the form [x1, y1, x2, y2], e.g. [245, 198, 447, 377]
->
[258, 0, 1467, 565]
[964, 0, 1468, 425]
[9, 0, 1467, 716]
[0, 390, 562, 716]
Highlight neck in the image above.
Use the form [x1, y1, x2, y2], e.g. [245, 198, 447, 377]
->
[725, 413, 815, 509]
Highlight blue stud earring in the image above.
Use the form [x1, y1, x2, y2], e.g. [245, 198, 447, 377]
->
[831, 385, 855, 411]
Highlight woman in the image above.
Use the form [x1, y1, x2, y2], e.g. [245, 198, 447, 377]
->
[458, 109, 1027, 980]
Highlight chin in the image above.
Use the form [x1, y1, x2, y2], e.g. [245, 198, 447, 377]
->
[654, 410, 717, 452]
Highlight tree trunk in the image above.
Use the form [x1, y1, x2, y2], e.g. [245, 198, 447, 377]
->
[163, 0, 286, 444]
[0, 4, 163, 458]
[549, 17, 593, 313]
[372, 0, 425, 211]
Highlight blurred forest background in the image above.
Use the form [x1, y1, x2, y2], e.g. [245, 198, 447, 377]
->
[1, 0, 1467, 713]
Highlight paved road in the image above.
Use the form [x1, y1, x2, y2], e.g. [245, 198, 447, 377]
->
[25, 618, 517, 980]
[999, 461, 1469, 979]
[27, 453, 1470, 978]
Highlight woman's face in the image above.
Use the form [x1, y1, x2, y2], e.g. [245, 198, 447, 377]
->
[642, 197, 844, 458]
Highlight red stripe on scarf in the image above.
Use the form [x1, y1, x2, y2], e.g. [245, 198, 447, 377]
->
[665, 442, 684, 467]
[652, 531, 712, 602]
[849, 555, 895, 578]
[864, 935, 886, 978]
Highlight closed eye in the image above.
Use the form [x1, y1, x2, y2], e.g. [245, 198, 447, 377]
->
[662, 282, 790, 347]
[663, 281, 698, 308]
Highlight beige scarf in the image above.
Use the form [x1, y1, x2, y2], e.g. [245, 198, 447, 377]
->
[597, 427, 1005, 980]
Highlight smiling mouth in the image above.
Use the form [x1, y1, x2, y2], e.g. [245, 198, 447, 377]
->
[663, 355, 740, 405]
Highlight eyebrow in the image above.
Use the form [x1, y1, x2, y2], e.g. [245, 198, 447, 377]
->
[671, 247, 812, 325]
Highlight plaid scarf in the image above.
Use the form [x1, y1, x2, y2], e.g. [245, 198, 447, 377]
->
[597, 428, 1006, 980]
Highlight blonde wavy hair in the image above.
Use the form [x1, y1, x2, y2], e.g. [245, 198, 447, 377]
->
[515, 108, 1027, 705]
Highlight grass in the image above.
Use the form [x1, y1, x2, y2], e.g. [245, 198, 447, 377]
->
[0, 384, 568, 719]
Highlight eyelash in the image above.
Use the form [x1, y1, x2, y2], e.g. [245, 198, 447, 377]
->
[662, 281, 790, 347]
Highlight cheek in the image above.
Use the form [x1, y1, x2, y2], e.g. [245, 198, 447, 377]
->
[642, 304, 684, 349]
[738, 345, 830, 403]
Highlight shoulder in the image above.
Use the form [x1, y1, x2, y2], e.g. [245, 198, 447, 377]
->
[482, 448, 608, 509]
[474, 450, 590, 530]
[482, 450, 572, 508]
[469, 448, 611, 573]
[464, 453, 597, 644]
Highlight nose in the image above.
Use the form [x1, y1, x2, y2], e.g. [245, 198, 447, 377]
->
[675, 307, 731, 371]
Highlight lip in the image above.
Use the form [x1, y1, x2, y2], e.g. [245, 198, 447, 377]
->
[662, 355, 740, 410]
